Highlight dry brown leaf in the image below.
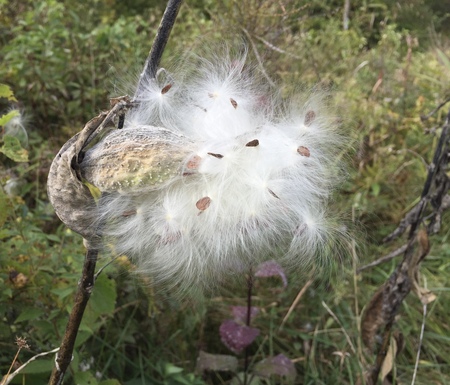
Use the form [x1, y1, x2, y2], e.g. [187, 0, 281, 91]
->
[380, 337, 397, 383]
[361, 285, 386, 349]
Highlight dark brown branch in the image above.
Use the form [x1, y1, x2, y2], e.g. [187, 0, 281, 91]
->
[134, 0, 184, 100]
[48, 248, 98, 385]
[364, 110, 450, 384]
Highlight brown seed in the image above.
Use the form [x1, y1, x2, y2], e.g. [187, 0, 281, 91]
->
[122, 210, 137, 217]
[208, 92, 215, 98]
[246, 139, 259, 147]
[161, 84, 172, 94]
[268, 189, 280, 199]
[304, 110, 316, 126]
[196, 196, 211, 211]
[207, 152, 224, 159]
[230, 98, 238, 109]
[187, 155, 202, 170]
[297, 146, 310, 157]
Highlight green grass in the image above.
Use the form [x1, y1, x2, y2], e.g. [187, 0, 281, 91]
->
[1, 0, 450, 384]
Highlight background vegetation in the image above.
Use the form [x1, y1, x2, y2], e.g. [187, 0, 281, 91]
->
[1, 0, 449, 384]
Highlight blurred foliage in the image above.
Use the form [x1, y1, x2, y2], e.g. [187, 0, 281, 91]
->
[1, 0, 450, 384]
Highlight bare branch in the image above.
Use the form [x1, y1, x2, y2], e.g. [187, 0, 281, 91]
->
[357, 244, 408, 273]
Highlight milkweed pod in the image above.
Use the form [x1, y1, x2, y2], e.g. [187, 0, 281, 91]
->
[79, 127, 193, 194]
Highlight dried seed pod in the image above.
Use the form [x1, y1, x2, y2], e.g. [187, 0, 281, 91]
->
[80, 127, 192, 194]
[47, 133, 99, 240]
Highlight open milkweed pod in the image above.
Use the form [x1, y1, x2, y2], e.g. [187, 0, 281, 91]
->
[47, 132, 100, 241]
[49, 44, 350, 293]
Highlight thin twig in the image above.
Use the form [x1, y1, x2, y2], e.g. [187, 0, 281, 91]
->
[357, 244, 408, 273]
[420, 96, 450, 121]
[322, 301, 356, 355]
[94, 256, 120, 280]
[48, 248, 98, 385]
[279, 278, 313, 331]
[241, 28, 276, 88]
[411, 303, 427, 385]
[3, 348, 60, 385]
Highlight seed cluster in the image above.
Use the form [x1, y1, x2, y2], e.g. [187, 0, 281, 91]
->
[90, 48, 346, 291]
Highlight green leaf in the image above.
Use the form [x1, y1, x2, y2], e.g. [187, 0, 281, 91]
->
[99, 380, 122, 385]
[51, 286, 76, 300]
[253, 354, 297, 383]
[436, 48, 450, 70]
[0, 110, 19, 127]
[0, 188, 10, 227]
[0, 135, 29, 162]
[87, 274, 117, 317]
[46, 234, 61, 242]
[196, 351, 238, 372]
[164, 362, 184, 376]
[19, 358, 54, 374]
[15, 307, 45, 323]
[0, 84, 17, 101]
[73, 370, 99, 385]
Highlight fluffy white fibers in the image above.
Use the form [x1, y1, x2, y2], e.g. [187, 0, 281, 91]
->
[89, 45, 349, 292]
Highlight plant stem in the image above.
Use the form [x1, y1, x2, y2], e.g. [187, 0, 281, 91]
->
[134, 0, 184, 100]
[243, 270, 253, 385]
[1, 348, 22, 385]
[48, 248, 98, 385]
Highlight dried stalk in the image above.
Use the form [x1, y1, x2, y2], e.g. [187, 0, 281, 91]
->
[47, 1, 183, 383]
[363, 110, 449, 385]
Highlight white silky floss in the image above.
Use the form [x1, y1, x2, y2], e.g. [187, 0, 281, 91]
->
[93, 48, 348, 291]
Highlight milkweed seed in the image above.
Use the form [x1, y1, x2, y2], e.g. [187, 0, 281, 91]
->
[230, 98, 238, 109]
[268, 189, 280, 199]
[187, 155, 202, 169]
[196, 196, 211, 211]
[297, 146, 311, 157]
[246, 139, 259, 147]
[207, 152, 224, 159]
[304, 110, 316, 126]
[161, 84, 172, 94]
